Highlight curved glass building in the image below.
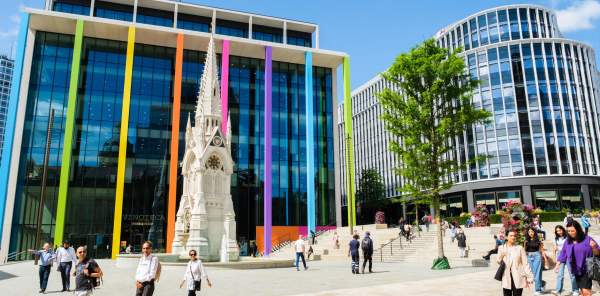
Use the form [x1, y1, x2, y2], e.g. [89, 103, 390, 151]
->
[339, 4, 600, 220]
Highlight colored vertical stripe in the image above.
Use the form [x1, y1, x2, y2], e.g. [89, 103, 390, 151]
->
[166, 33, 184, 253]
[343, 57, 356, 227]
[54, 19, 84, 246]
[0, 12, 29, 239]
[220, 40, 230, 135]
[112, 26, 135, 259]
[263, 46, 272, 256]
[305, 52, 315, 234]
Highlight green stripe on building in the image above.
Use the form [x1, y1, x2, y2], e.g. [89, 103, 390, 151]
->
[54, 19, 84, 246]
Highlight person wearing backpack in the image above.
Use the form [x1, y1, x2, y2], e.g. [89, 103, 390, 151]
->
[135, 241, 160, 296]
[73, 246, 103, 296]
[361, 231, 374, 273]
[180, 249, 211, 296]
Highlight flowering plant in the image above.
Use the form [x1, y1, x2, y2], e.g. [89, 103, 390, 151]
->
[375, 210, 386, 224]
[500, 200, 535, 244]
[470, 204, 489, 227]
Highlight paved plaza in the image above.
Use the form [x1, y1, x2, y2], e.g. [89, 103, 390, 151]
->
[1, 255, 599, 295]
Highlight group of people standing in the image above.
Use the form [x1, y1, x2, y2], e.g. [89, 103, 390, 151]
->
[496, 219, 599, 296]
[30, 240, 211, 296]
[29, 240, 103, 295]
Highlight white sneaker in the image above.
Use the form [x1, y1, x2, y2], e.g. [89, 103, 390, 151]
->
[533, 292, 541, 296]
[572, 292, 580, 296]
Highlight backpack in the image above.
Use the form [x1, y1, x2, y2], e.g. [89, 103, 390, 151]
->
[361, 237, 373, 253]
[84, 259, 101, 288]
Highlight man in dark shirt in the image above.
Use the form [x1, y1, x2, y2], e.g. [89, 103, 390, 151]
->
[74, 246, 103, 296]
[348, 234, 360, 274]
[361, 232, 374, 273]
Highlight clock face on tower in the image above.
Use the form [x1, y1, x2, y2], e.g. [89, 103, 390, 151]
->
[207, 154, 221, 170]
[212, 136, 223, 147]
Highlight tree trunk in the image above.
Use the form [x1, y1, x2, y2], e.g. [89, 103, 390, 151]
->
[431, 193, 450, 269]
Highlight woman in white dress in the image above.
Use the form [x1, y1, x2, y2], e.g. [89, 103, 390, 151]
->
[180, 250, 212, 296]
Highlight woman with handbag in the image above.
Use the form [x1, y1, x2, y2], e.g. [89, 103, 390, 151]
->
[556, 220, 600, 296]
[497, 229, 534, 296]
[180, 250, 212, 296]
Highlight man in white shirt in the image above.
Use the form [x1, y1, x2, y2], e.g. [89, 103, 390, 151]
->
[56, 240, 77, 292]
[294, 235, 308, 271]
[135, 241, 159, 296]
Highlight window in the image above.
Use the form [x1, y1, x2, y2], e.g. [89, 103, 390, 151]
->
[287, 30, 312, 47]
[136, 7, 173, 28]
[475, 192, 497, 213]
[252, 25, 283, 43]
[509, 9, 520, 40]
[497, 191, 521, 209]
[177, 13, 211, 33]
[216, 19, 249, 38]
[535, 190, 560, 211]
[53, 0, 90, 16]
[94, 1, 133, 21]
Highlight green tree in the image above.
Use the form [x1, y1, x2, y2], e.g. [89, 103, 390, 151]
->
[378, 39, 490, 269]
[355, 168, 387, 223]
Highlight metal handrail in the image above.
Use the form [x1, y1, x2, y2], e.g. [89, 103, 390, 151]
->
[377, 235, 403, 262]
[5, 250, 31, 263]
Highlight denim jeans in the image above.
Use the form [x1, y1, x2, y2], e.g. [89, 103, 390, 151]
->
[59, 262, 72, 290]
[38, 265, 51, 291]
[527, 252, 543, 292]
[295, 252, 306, 270]
[556, 262, 578, 293]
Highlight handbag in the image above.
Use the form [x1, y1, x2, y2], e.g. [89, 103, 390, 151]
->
[495, 260, 506, 281]
[586, 256, 600, 282]
[190, 263, 201, 291]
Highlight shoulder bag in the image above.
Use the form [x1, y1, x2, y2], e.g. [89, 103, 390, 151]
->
[190, 263, 201, 291]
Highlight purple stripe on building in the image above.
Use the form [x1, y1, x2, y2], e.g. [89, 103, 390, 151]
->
[263, 46, 273, 256]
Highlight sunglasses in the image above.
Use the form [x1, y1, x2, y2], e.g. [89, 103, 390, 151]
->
[78, 251, 86, 254]
[189, 253, 196, 256]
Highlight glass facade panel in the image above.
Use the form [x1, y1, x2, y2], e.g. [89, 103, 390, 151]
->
[216, 19, 249, 38]
[53, 0, 90, 16]
[252, 25, 283, 43]
[440, 195, 466, 217]
[136, 7, 174, 28]
[287, 30, 312, 47]
[10, 32, 75, 257]
[535, 190, 560, 211]
[475, 192, 496, 213]
[560, 189, 583, 211]
[94, 0, 133, 21]
[497, 191, 521, 209]
[177, 13, 211, 33]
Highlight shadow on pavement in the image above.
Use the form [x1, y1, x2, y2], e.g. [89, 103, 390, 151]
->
[0, 270, 17, 281]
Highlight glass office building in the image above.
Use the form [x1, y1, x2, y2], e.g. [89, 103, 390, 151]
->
[1, 0, 346, 260]
[0, 56, 13, 163]
[339, 5, 600, 220]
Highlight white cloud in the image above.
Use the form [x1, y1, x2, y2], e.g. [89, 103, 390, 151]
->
[0, 14, 20, 39]
[556, 0, 600, 33]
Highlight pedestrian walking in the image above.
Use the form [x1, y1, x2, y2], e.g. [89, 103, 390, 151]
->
[135, 241, 160, 296]
[348, 234, 360, 274]
[421, 214, 430, 232]
[332, 232, 340, 249]
[556, 220, 600, 296]
[580, 214, 590, 235]
[441, 220, 448, 237]
[307, 246, 314, 260]
[56, 240, 77, 292]
[310, 230, 316, 245]
[497, 229, 534, 296]
[180, 249, 211, 296]
[449, 222, 457, 243]
[551, 225, 578, 296]
[525, 227, 549, 295]
[249, 240, 257, 257]
[28, 242, 54, 294]
[73, 246, 103, 296]
[293, 235, 308, 271]
[398, 218, 406, 238]
[533, 215, 546, 240]
[456, 228, 467, 258]
[403, 223, 412, 242]
[361, 231, 374, 273]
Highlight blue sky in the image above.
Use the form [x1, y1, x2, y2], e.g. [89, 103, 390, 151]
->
[1, 0, 599, 93]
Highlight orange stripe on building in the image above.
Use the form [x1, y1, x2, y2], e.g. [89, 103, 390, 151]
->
[166, 33, 184, 253]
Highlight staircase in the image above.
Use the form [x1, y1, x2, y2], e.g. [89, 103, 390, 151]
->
[373, 230, 437, 262]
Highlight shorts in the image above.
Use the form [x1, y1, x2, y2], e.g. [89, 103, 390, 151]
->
[575, 274, 592, 290]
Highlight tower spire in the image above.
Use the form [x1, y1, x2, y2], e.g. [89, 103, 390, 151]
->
[195, 35, 222, 124]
